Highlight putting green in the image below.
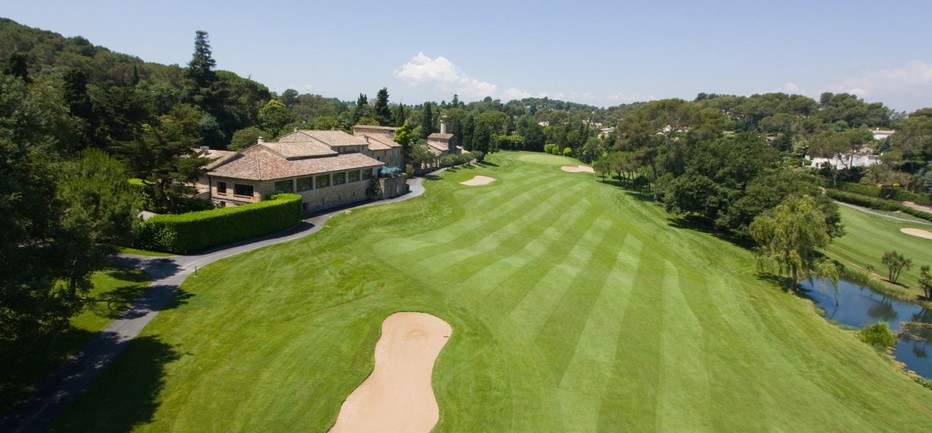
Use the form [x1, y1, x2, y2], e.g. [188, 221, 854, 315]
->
[49, 152, 932, 433]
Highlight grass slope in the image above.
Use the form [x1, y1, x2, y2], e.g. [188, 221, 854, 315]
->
[50, 152, 932, 432]
[824, 205, 931, 299]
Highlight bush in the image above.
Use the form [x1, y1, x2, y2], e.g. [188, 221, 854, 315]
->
[128, 178, 155, 211]
[859, 322, 897, 349]
[135, 193, 302, 254]
[543, 143, 558, 155]
[837, 181, 931, 205]
[470, 150, 484, 162]
[440, 155, 457, 167]
[826, 190, 932, 222]
[562, 147, 573, 157]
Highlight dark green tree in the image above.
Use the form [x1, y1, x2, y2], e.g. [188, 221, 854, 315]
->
[393, 102, 407, 127]
[186, 30, 217, 95]
[119, 105, 209, 213]
[420, 102, 434, 140]
[374, 87, 392, 126]
[352, 93, 369, 125]
[0, 74, 99, 343]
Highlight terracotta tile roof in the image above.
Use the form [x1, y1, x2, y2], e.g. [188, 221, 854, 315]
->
[209, 145, 383, 181]
[264, 141, 337, 159]
[426, 141, 448, 153]
[353, 125, 398, 135]
[362, 134, 401, 151]
[198, 149, 238, 169]
[428, 133, 454, 141]
[283, 129, 369, 147]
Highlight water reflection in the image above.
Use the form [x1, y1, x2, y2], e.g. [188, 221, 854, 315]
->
[802, 278, 932, 378]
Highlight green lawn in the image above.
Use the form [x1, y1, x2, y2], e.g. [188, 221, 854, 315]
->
[824, 205, 932, 300]
[50, 152, 932, 432]
[0, 267, 150, 410]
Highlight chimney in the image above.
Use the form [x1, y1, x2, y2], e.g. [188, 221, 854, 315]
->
[258, 136, 264, 144]
[440, 116, 449, 135]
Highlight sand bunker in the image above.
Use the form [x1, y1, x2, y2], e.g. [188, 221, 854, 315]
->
[329, 312, 452, 433]
[460, 175, 496, 186]
[561, 165, 595, 173]
[901, 228, 932, 240]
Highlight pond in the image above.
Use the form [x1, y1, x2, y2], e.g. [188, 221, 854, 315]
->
[802, 278, 932, 378]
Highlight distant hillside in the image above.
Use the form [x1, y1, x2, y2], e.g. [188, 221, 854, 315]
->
[0, 17, 184, 87]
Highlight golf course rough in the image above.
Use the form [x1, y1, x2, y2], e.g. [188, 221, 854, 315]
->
[328, 312, 451, 433]
[47, 151, 932, 433]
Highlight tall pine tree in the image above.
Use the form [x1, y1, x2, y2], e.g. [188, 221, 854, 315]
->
[420, 102, 434, 140]
[374, 87, 392, 126]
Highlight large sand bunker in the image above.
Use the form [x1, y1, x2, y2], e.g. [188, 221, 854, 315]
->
[460, 175, 496, 186]
[561, 165, 595, 173]
[329, 312, 452, 433]
[900, 228, 932, 240]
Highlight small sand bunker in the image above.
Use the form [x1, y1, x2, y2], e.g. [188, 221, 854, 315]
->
[561, 165, 595, 173]
[329, 312, 452, 433]
[901, 228, 932, 240]
[460, 175, 495, 186]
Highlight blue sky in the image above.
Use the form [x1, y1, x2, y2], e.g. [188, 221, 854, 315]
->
[5, 0, 932, 112]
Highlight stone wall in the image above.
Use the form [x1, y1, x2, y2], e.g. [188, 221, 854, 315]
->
[380, 175, 408, 199]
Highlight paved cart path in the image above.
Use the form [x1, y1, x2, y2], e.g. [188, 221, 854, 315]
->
[0, 177, 426, 433]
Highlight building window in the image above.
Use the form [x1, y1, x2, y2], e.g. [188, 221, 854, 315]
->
[315, 174, 331, 188]
[333, 171, 346, 185]
[362, 168, 373, 180]
[234, 184, 254, 197]
[348, 170, 360, 182]
[296, 177, 312, 191]
[273, 179, 293, 193]
[217, 181, 227, 194]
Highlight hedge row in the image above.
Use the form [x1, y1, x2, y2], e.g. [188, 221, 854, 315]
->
[827, 190, 932, 223]
[836, 181, 931, 205]
[135, 193, 303, 254]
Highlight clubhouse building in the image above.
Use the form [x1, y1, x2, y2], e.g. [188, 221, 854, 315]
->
[201, 128, 408, 213]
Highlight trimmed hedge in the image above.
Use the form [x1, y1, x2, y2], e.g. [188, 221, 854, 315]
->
[836, 181, 931, 205]
[135, 193, 303, 254]
[827, 190, 932, 223]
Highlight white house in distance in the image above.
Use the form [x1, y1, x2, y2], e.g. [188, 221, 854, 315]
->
[871, 128, 895, 141]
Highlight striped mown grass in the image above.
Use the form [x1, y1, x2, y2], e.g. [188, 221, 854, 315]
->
[50, 152, 932, 432]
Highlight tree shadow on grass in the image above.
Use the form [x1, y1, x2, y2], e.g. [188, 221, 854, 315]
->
[46, 336, 179, 433]
[0, 328, 96, 412]
[476, 160, 499, 167]
[667, 215, 757, 250]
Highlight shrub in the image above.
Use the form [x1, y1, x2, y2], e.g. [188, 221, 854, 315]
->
[470, 150, 484, 162]
[826, 190, 932, 222]
[440, 155, 457, 167]
[859, 322, 897, 349]
[543, 143, 558, 155]
[135, 193, 302, 254]
[562, 147, 573, 157]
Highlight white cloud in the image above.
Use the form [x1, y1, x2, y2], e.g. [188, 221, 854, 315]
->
[605, 91, 657, 104]
[831, 61, 932, 111]
[502, 88, 532, 100]
[396, 52, 542, 100]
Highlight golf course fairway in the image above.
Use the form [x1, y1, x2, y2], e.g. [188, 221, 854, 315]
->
[48, 152, 932, 432]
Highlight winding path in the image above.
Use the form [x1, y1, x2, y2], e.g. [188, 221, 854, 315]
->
[836, 201, 932, 226]
[0, 177, 427, 433]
